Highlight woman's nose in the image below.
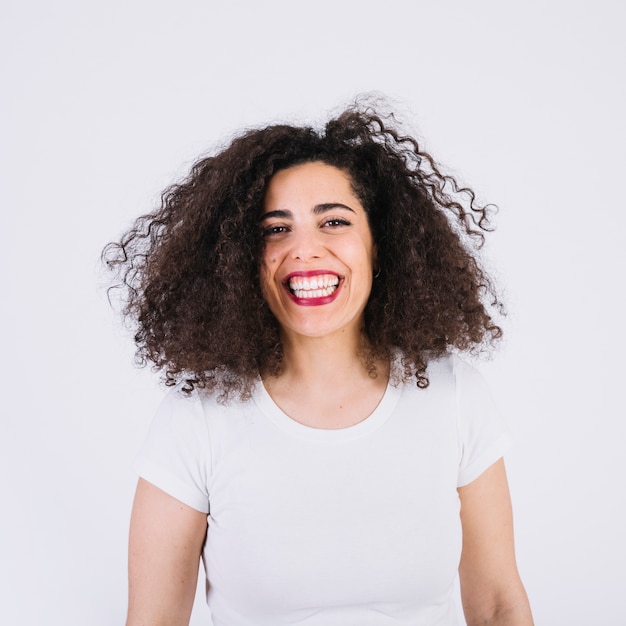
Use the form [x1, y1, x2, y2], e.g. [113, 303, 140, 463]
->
[290, 229, 324, 261]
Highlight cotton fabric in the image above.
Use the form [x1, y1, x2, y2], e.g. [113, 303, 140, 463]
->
[135, 355, 511, 625]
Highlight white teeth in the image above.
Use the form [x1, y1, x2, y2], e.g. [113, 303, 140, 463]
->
[288, 274, 340, 298]
[292, 286, 336, 299]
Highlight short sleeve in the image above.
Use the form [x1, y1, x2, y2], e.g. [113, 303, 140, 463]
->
[134, 386, 211, 513]
[454, 358, 512, 487]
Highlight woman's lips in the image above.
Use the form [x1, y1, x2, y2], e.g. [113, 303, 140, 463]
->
[284, 271, 342, 306]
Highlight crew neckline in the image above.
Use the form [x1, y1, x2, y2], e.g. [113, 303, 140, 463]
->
[252, 377, 403, 443]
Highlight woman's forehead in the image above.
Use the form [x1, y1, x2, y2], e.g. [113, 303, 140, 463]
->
[263, 162, 359, 211]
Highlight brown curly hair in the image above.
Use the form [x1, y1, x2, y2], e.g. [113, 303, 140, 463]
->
[103, 100, 503, 400]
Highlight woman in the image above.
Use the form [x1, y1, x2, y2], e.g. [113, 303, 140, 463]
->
[105, 102, 534, 625]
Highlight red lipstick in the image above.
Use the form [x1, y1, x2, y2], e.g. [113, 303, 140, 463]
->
[284, 270, 343, 306]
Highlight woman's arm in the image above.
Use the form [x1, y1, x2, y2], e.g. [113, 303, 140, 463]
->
[458, 459, 534, 626]
[126, 478, 208, 626]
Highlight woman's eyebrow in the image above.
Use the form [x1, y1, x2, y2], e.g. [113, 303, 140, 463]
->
[313, 202, 355, 214]
[260, 203, 355, 222]
[260, 209, 291, 221]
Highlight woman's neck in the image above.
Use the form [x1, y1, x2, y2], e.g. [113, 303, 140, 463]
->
[262, 331, 390, 429]
[280, 331, 370, 386]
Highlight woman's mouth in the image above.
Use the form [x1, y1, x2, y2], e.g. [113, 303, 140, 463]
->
[284, 273, 342, 305]
[288, 274, 340, 299]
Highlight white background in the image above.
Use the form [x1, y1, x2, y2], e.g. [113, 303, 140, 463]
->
[2, 1, 625, 624]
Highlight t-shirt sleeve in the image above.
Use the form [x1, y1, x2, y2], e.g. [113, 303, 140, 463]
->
[454, 358, 512, 487]
[133, 386, 211, 513]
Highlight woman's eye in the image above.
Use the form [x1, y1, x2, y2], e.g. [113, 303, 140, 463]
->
[261, 225, 288, 238]
[324, 218, 351, 228]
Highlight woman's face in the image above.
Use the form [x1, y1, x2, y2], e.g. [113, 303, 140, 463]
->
[260, 161, 377, 343]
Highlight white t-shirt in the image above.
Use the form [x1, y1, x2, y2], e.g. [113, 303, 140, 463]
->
[135, 355, 511, 626]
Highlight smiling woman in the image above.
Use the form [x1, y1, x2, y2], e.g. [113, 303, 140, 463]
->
[104, 98, 534, 626]
[260, 163, 376, 342]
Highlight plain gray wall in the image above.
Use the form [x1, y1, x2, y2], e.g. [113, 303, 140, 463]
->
[2, 1, 625, 624]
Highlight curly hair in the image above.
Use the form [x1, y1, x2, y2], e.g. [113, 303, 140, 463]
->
[103, 100, 503, 400]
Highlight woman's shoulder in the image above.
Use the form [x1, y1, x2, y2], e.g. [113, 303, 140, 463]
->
[137, 380, 259, 499]
[157, 378, 260, 446]
[390, 353, 499, 410]
[393, 351, 473, 386]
